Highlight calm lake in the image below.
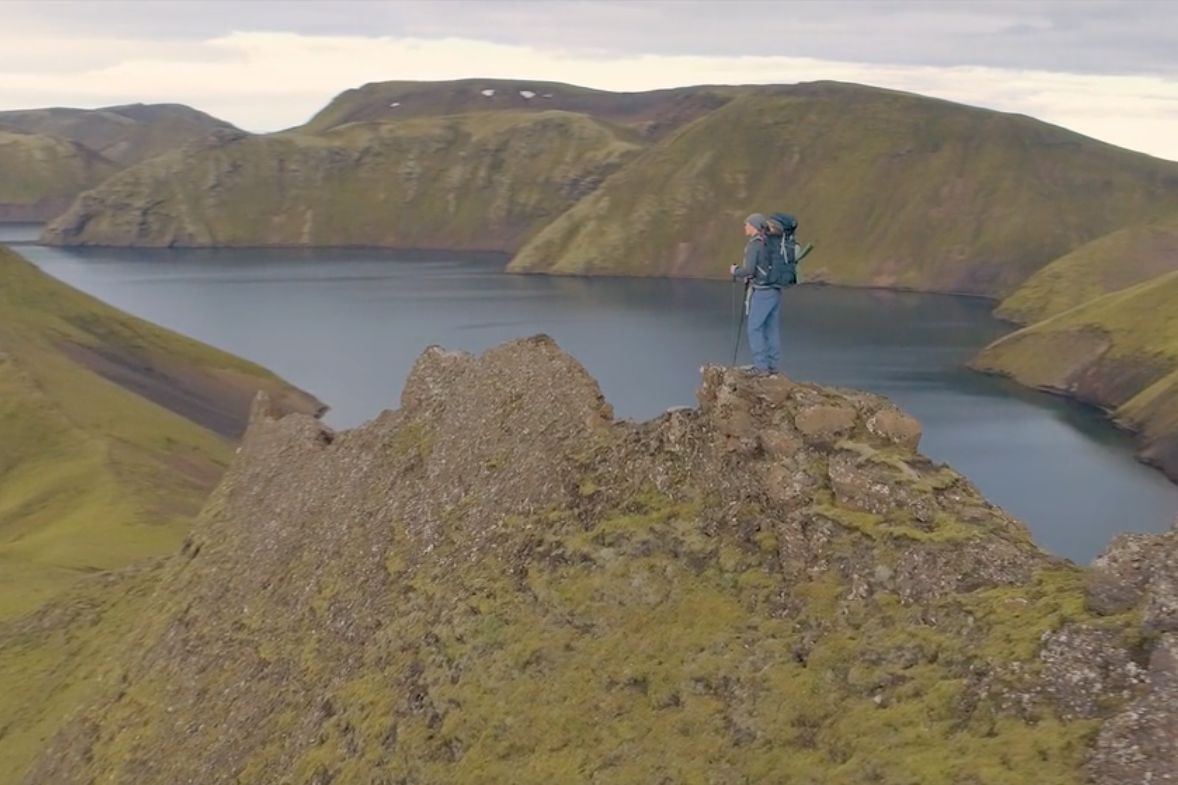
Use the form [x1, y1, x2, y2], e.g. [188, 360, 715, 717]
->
[5, 225, 1175, 563]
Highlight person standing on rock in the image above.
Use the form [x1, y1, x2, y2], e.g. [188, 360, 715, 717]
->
[731, 213, 786, 376]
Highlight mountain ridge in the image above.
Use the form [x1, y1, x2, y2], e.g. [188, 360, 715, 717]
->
[12, 336, 1177, 784]
[40, 79, 1178, 300]
[0, 103, 241, 222]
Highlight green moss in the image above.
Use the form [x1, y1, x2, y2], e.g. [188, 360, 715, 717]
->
[965, 567, 1106, 661]
[30, 478, 1126, 784]
[388, 422, 433, 461]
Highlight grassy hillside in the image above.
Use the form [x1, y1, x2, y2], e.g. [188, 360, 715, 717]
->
[0, 244, 321, 777]
[974, 271, 1178, 480]
[303, 78, 737, 138]
[15, 338, 1160, 784]
[0, 245, 321, 622]
[0, 103, 239, 166]
[0, 562, 162, 781]
[41, 81, 1178, 297]
[0, 126, 117, 221]
[997, 212, 1178, 323]
[42, 109, 643, 248]
[510, 83, 1178, 297]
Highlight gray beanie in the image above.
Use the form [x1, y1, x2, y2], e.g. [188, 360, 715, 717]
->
[745, 212, 767, 231]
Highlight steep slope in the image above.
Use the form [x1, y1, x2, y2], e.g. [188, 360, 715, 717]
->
[0, 245, 322, 622]
[974, 271, 1178, 480]
[41, 110, 641, 248]
[510, 83, 1178, 297]
[0, 103, 240, 167]
[0, 126, 117, 221]
[16, 336, 1172, 784]
[997, 212, 1178, 323]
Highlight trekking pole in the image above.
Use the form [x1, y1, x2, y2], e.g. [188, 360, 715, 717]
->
[731, 278, 749, 366]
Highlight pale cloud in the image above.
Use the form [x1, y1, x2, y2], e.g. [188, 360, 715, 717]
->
[6, 1, 1178, 76]
[1, 31, 1176, 161]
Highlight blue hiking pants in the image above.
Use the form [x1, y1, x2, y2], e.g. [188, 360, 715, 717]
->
[747, 286, 782, 373]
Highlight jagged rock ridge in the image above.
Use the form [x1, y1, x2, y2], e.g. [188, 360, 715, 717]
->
[21, 337, 1177, 784]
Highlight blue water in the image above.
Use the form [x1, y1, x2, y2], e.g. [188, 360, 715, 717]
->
[6, 229, 1175, 564]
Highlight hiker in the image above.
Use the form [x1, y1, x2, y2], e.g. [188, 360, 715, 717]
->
[730, 213, 788, 375]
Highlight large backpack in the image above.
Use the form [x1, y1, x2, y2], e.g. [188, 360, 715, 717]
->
[757, 212, 800, 287]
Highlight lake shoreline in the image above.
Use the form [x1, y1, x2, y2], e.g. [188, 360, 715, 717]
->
[20, 230, 1172, 493]
[6, 227, 1174, 497]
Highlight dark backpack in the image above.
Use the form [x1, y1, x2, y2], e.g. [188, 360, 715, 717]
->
[758, 212, 800, 287]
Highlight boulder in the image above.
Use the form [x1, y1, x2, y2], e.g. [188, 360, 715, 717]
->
[866, 407, 923, 450]
[793, 404, 858, 443]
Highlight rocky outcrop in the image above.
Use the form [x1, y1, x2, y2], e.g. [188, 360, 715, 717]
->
[1085, 519, 1178, 783]
[18, 336, 1170, 785]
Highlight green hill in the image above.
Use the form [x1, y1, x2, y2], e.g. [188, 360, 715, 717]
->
[0, 126, 117, 221]
[302, 78, 736, 138]
[509, 83, 1178, 297]
[996, 212, 1178, 323]
[0, 244, 321, 778]
[974, 271, 1178, 480]
[41, 80, 1178, 299]
[0, 103, 240, 167]
[12, 337, 1173, 785]
[0, 245, 322, 622]
[41, 109, 642, 248]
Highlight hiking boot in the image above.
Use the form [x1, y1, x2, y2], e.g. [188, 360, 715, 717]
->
[737, 365, 770, 377]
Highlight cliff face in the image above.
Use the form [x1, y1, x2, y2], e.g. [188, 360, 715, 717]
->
[15, 336, 1175, 784]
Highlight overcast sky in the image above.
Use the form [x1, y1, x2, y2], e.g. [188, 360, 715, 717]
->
[2, 0, 1177, 160]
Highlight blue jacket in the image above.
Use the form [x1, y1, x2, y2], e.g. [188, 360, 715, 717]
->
[733, 234, 786, 289]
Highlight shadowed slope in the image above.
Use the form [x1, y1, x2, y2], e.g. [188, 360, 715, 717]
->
[0, 245, 322, 621]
